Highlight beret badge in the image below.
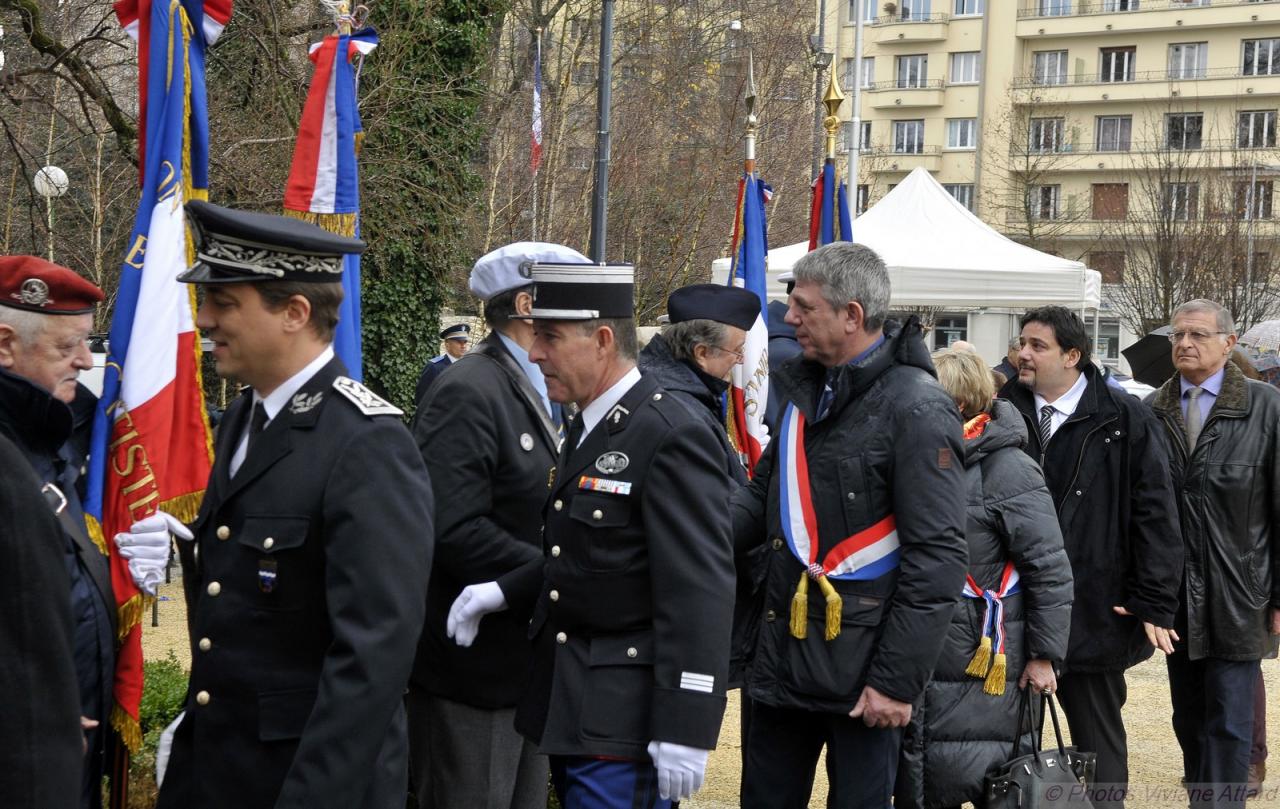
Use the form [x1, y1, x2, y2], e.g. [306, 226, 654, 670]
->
[15, 278, 52, 308]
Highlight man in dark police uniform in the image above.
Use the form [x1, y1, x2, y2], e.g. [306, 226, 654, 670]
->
[408, 242, 586, 809]
[447, 260, 736, 808]
[157, 201, 434, 809]
[414, 321, 471, 403]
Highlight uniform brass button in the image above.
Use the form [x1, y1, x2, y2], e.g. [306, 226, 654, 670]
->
[626, 647, 638, 658]
[549, 589, 560, 602]
[216, 525, 230, 540]
[1076, 490, 1083, 496]
[195, 691, 210, 706]
[263, 537, 275, 550]
[771, 538, 784, 550]
[847, 492, 857, 501]
[556, 632, 568, 644]
[551, 545, 561, 558]
[592, 509, 603, 521]
[207, 581, 222, 596]
[554, 499, 563, 511]
[198, 638, 212, 652]
[765, 609, 777, 622]
[653, 393, 663, 401]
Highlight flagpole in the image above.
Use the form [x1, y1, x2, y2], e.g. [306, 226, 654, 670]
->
[588, 0, 615, 263]
[532, 27, 541, 241]
[846, 2, 864, 215]
[744, 51, 757, 179]
[823, 70, 844, 164]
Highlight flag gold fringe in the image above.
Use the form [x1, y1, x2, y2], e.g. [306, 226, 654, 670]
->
[281, 208, 357, 238]
[111, 702, 143, 754]
[789, 572, 809, 639]
[85, 514, 110, 557]
[966, 635, 993, 679]
[984, 652, 1007, 696]
[161, 490, 205, 524]
[354, 130, 365, 156]
[116, 593, 150, 644]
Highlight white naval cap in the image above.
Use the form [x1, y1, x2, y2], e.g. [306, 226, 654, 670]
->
[469, 242, 589, 302]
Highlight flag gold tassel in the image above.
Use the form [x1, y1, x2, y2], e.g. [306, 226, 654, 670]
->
[984, 652, 1007, 696]
[110, 702, 143, 753]
[966, 636, 992, 678]
[790, 572, 809, 639]
[281, 208, 358, 238]
[816, 575, 842, 641]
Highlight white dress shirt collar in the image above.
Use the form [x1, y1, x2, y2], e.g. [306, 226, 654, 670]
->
[254, 345, 336, 422]
[576, 366, 641, 447]
[1033, 370, 1089, 440]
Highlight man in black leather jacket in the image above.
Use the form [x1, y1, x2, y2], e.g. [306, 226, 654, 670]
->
[1147, 299, 1280, 808]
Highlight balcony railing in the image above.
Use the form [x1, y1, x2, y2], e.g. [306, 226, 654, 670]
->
[865, 145, 942, 157]
[873, 11, 951, 23]
[1014, 137, 1280, 156]
[1018, 0, 1277, 19]
[865, 79, 947, 91]
[1012, 65, 1279, 88]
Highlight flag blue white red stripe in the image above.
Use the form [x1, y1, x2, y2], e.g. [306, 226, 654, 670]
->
[284, 29, 377, 381]
[807, 160, 854, 249]
[726, 173, 771, 472]
[778, 404, 901, 581]
[531, 40, 543, 173]
[963, 562, 1022, 654]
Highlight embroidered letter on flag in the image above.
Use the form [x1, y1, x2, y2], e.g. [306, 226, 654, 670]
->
[726, 172, 772, 473]
[88, 0, 221, 752]
[284, 29, 377, 381]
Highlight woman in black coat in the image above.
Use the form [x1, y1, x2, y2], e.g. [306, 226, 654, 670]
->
[895, 348, 1074, 809]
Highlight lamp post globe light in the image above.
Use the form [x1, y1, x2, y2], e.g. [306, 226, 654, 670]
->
[33, 165, 70, 262]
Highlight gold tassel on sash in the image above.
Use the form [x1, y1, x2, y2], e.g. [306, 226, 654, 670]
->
[965, 635, 993, 679]
[790, 568, 844, 641]
[984, 652, 1007, 696]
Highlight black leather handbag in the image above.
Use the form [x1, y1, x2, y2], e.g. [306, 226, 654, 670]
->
[984, 692, 1097, 808]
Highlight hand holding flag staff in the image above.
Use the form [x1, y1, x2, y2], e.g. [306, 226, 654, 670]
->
[726, 50, 771, 474]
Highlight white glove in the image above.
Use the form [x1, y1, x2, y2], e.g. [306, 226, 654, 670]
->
[114, 512, 193, 596]
[647, 740, 710, 801]
[155, 711, 184, 787]
[445, 581, 507, 647]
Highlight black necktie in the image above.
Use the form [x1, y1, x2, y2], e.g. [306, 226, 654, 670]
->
[1038, 404, 1054, 449]
[247, 401, 269, 454]
[565, 414, 584, 456]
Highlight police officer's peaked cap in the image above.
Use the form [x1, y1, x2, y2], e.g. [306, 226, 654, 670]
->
[667, 284, 760, 331]
[527, 262, 634, 321]
[177, 200, 366, 285]
[470, 242, 589, 303]
[440, 323, 471, 341]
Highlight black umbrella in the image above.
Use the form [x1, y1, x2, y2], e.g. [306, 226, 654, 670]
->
[1121, 326, 1175, 387]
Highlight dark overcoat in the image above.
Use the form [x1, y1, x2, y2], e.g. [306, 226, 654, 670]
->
[500, 372, 736, 759]
[410, 333, 558, 708]
[0, 433, 81, 809]
[159, 357, 434, 809]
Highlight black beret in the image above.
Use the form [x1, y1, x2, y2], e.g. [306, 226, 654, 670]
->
[667, 284, 761, 331]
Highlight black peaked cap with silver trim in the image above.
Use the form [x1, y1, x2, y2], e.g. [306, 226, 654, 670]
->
[177, 200, 366, 285]
[527, 262, 634, 320]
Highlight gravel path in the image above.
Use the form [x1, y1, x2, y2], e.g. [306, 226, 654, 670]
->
[142, 575, 1279, 808]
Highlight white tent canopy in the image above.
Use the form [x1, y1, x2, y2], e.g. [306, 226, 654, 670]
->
[712, 167, 1101, 310]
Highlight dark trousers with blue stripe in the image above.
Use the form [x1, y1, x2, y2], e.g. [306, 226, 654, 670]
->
[549, 756, 672, 809]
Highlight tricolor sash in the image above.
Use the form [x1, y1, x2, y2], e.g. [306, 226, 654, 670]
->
[962, 560, 1021, 696]
[778, 403, 901, 641]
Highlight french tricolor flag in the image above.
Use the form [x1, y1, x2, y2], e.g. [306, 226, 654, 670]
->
[727, 172, 772, 473]
[531, 38, 543, 174]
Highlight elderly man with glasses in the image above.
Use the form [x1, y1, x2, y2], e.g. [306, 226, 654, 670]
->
[1148, 299, 1280, 809]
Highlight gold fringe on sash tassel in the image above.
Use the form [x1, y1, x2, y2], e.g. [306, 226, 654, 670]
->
[816, 575, 842, 641]
[965, 635, 992, 679]
[983, 652, 1007, 696]
[790, 572, 809, 639]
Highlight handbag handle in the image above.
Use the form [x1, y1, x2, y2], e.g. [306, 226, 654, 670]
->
[1010, 689, 1070, 760]
[1043, 692, 1069, 757]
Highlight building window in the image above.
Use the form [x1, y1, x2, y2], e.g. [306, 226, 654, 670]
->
[1029, 185, 1061, 220]
[954, 0, 983, 15]
[944, 184, 975, 211]
[846, 57, 875, 90]
[1238, 110, 1277, 149]
[1166, 113, 1204, 150]
[856, 184, 870, 216]
[933, 315, 968, 350]
[950, 52, 980, 84]
[1095, 320, 1121, 367]
[1033, 50, 1069, 86]
[1089, 251, 1125, 284]
[1103, 0, 1139, 11]
[1236, 180, 1274, 220]
[946, 118, 976, 149]
[1029, 118, 1065, 153]
[850, 0, 877, 21]
[1243, 39, 1280, 77]
[1092, 183, 1130, 220]
[893, 120, 926, 154]
[1038, 0, 1070, 16]
[896, 55, 928, 89]
[572, 61, 597, 85]
[1100, 47, 1136, 83]
[898, 0, 933, 21]
[860, 120, 873, 152]
[568, 147, 592, 170]
[1096, 115, 1132, 152]
[1164, 182, 1200, 220]
[1168, 42, 1207, 80]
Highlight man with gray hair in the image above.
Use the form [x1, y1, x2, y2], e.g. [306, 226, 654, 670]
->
[1148, 299, 1280, 808]
[731, 242, 968, 806]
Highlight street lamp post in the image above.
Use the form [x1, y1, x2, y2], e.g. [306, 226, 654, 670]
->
[809, 20, 832, 181]
[1245, 162, 1279, 331]
[33, 165, 69, 262]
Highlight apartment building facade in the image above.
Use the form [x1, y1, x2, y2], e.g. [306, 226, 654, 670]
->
[821, 0, 1280, 369]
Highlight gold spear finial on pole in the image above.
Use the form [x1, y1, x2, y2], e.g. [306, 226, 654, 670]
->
[823, 69, 845, 161]
[744, 50, 758, 172]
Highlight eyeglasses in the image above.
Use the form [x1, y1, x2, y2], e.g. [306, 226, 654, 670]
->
[1168, 330, 1228, 344]
[713, 344, 746, 361]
